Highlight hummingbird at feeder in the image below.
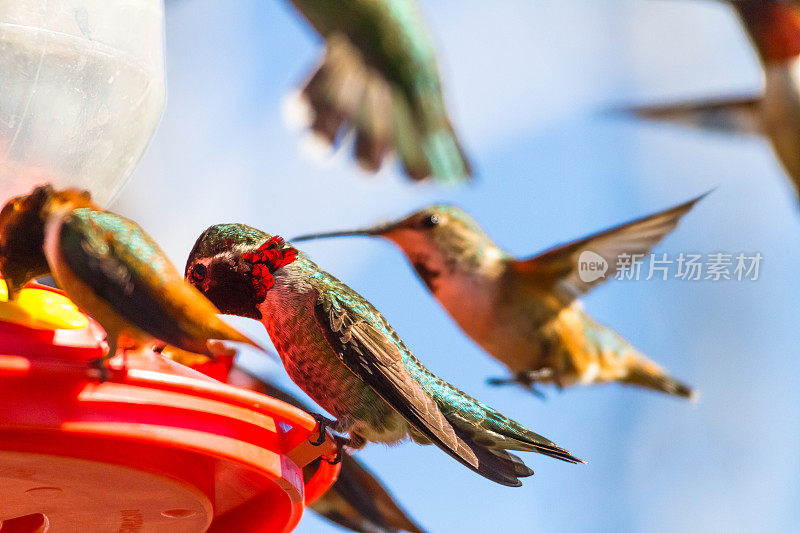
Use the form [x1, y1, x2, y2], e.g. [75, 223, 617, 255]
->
[0, 184, 260, 374]
[186, 225, 583, 487]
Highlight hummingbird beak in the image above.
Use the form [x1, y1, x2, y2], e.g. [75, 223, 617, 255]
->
[291, 221, 399, 242]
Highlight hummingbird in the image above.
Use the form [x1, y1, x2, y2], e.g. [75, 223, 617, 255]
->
[228, 367, 426, 533]
[0, 184, 260, 370]
[185, 225, 583, 487]
[292, 195, 705, 399]
[284, 0, 471, 182]
[0, 184, 56, 299]
[632, 1, 800, 201]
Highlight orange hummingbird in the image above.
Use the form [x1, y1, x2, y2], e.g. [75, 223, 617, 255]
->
[292, 195, 706, 399]
[633, 1, 800, 201]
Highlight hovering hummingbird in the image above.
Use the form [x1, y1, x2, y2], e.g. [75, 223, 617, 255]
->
[292, 195, 705, 399]
[186, 225, 583, 487]
[228, 368, 425, 533]
[0, 185, 259, 370]
[632, 1, 800, 200]
[284, 0, 471, 182]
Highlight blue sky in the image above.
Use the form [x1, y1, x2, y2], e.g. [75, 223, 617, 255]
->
[116, 1, 800, 531]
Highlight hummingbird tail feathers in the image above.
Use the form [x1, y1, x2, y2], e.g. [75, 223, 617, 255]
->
[442, 409, 583, 487]
[629, 96, 762, 136]
[289, 34, 470, 182]
[175, 316, 263, 357]
[494, 425, 585, 464]
[448, 407, 584, 464]
[393, 96, 472, 183]
[449, 425, 532, 487]
[622, 358, 697, 400]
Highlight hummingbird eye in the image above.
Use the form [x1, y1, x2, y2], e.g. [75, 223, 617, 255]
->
[191, 263, 207, 282]
[421, 214, 440, 228]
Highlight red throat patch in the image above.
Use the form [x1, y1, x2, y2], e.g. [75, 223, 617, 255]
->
[242, 236, 298, 301]
[736, 2, 800, 63]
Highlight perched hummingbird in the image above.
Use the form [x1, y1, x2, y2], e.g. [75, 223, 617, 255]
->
[185, 225, 583, 487]
[0, 184, 56, 298]
[0, 185, 259, 368]
[228, 368, 425, 533]
[292, 195, 705, 399]
[284, 0, 471, 182]
[633, 1, 800, 201]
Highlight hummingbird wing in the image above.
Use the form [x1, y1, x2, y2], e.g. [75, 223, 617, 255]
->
[233, 370, 425, 533]
[286, 1, 471, 182]
[55, 208, 258, 354]
[511, 193, 706, 304]
[314, 297, 536, 486]
[629, 95, 763, 136]
[313, 291, 582, 485]
[316, 454, 426, 533]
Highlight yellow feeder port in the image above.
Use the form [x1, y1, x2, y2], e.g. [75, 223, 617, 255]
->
[0, 282, 87, 330]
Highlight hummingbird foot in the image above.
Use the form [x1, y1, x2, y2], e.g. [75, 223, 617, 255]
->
[323, 435, 349, 465]
[517, 368, 555, 384]
[88, 356, 112, 382]
[486, 375, 514, 386]
[309, 412, 338, 446]
[88, 337, 119, 382]
[487, 370, 553, 399]
[323, 434, 364, 465]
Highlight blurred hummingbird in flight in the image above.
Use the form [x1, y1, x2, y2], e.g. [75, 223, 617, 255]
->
[0, 185, 259, 372]
[284, 0, 471, 182]
[186, 225, 582, 487]
[292, 195, 706, 399]
[632, 0, 800, 201]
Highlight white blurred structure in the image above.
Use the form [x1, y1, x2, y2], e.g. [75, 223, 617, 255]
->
[0, 0, 165, 206]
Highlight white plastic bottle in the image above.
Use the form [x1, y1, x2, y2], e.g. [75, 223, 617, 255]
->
[0, 0, 165, 207]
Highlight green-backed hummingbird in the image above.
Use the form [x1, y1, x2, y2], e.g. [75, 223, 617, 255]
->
[185, 225, 582, 487]
[0, 185, 260, 373]
[284, 0, 471, 182]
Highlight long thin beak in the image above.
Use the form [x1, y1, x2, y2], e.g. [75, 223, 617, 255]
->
[291, 222, 397, 242]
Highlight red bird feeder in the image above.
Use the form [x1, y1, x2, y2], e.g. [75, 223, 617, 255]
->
[0, 282, 340, 532]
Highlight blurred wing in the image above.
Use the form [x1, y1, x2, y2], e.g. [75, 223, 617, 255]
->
[227, 369, 425, 532]
[631, 95, 763, 136]
[57, 209, 253, 354]
[289, 29, 471, 182]
[325, 454, 426, 533]
[512, 194, 706, 303]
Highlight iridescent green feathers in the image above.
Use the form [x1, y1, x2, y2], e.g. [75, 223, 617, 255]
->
[188, 223, 270, 259]
[188, 224, 582, 486]
[287, 0, 471, 182]
[310, 258, 582, 486]
[56, 209, 259, 356]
